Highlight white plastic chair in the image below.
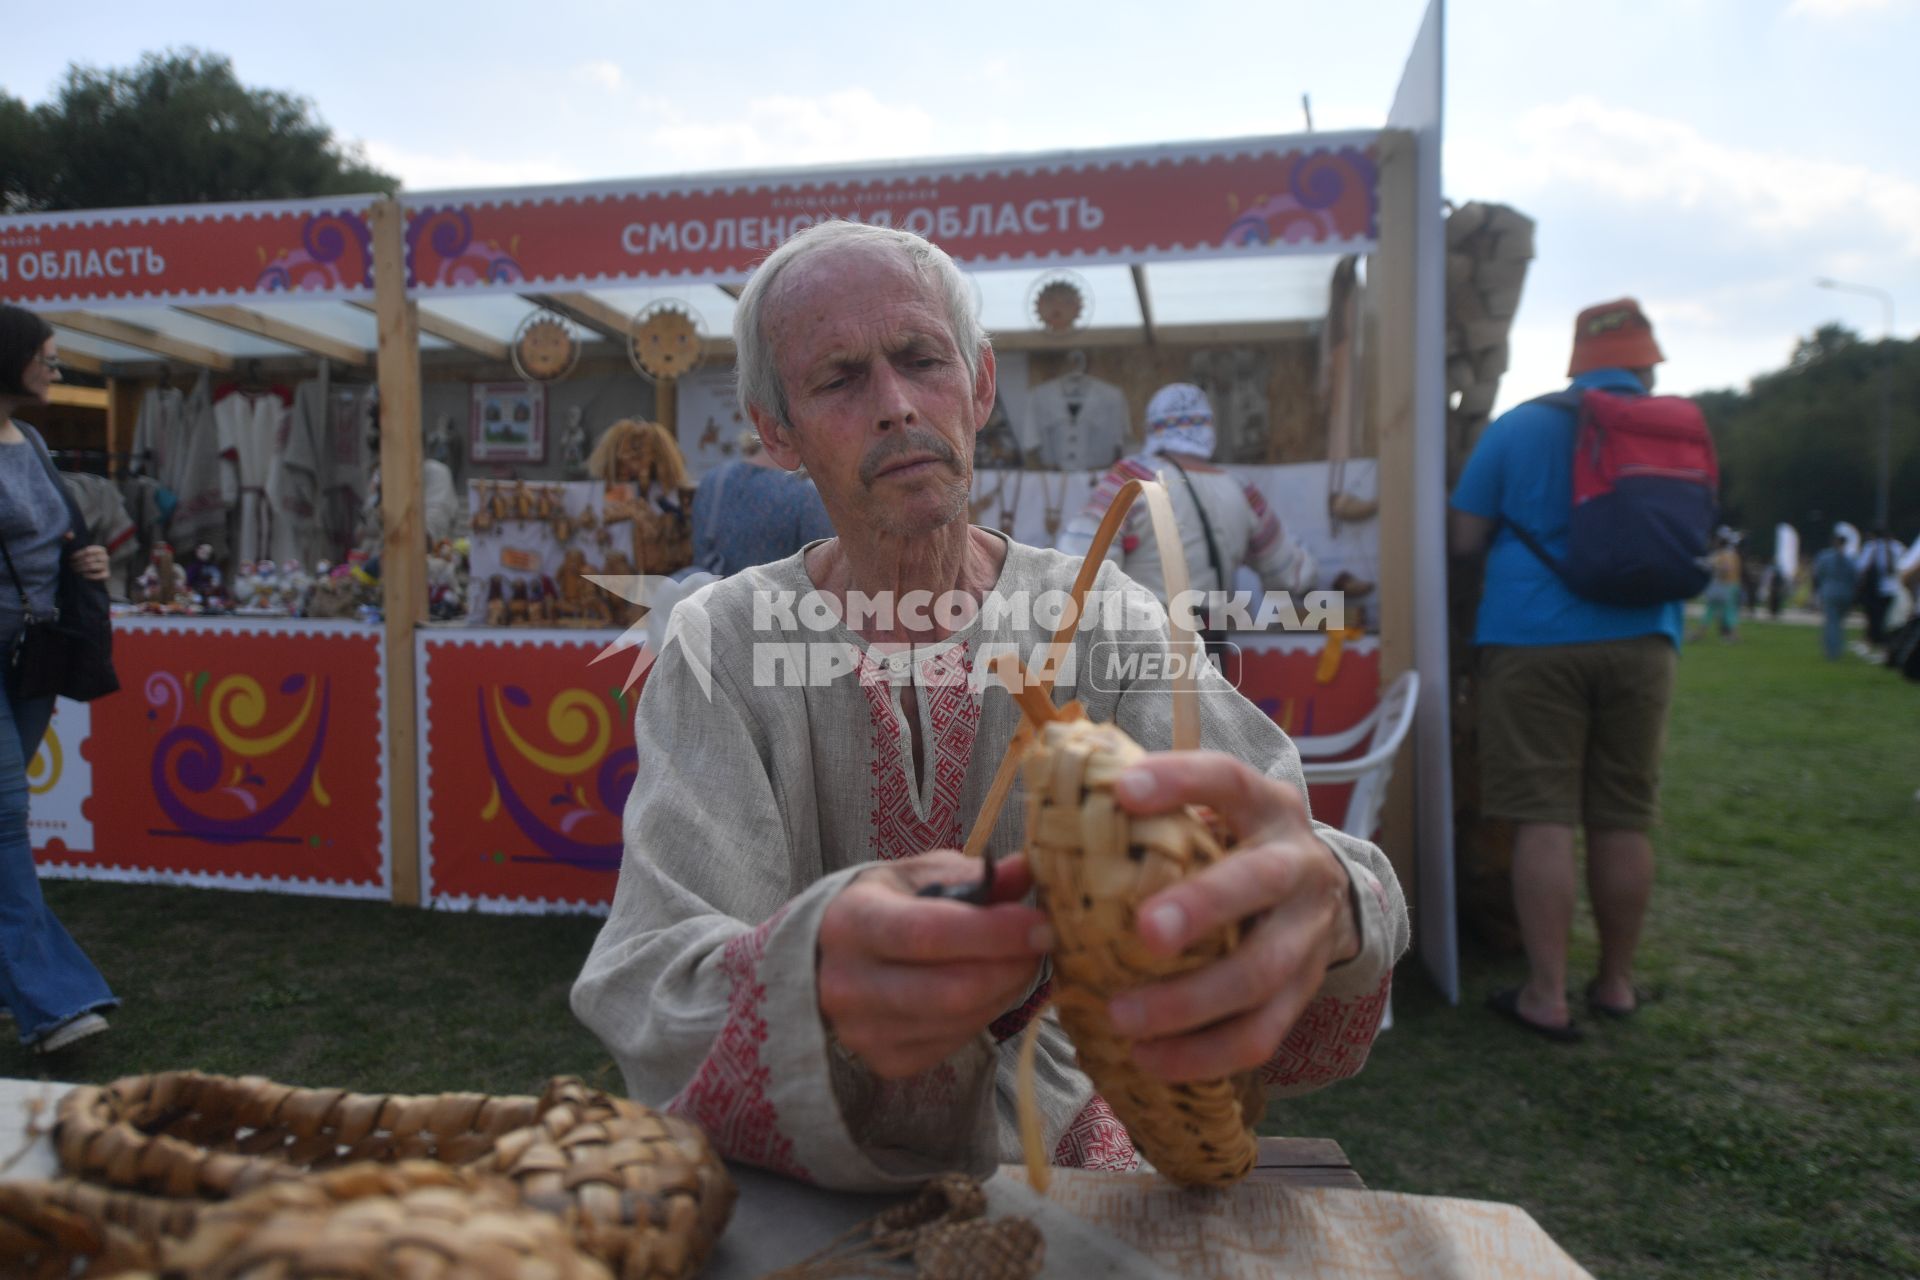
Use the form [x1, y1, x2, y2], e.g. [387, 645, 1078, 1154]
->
[1292, 669, 1420, 841]
[1292, 669, 1419, 1034]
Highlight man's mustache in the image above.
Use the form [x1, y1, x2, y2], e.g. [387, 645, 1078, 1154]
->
[859, 430, 962, 486]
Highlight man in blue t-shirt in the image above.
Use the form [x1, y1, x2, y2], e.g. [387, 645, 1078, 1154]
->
[1449, 298, 1680, 1042]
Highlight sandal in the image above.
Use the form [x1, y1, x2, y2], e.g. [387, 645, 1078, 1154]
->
[1584, 980, 1662, 1020]
[1486, 988, 1582, 1043]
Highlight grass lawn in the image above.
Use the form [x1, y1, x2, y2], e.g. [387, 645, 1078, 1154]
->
[16, 620, 1918, 1277]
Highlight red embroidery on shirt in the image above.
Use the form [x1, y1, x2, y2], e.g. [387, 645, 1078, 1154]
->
[1244, 481, 1285, 555]
[665, 908, 811, 1182]
[1052, 1094, 1140, 1171]
[1257, 975, 1391, 1088]
[859, 642, 981, 862]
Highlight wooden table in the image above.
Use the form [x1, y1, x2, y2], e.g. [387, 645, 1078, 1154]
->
[0, 1079, 1366, 1279]
[1249, 1135, 1366, 1190]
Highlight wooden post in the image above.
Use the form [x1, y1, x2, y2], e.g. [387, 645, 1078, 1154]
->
[107, 378, 142, 475]
[371, 198, 427, 907]
[656, 375, 676, 434]
[1367, 130, 1418, 903]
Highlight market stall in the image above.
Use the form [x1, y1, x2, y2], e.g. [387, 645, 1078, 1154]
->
[32, 617, 391, 898]
[2, 3, 1453, 993]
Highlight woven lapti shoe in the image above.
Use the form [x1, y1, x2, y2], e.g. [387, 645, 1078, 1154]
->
[0, 1163, 608, 1280]
[1021, 714, 1264, 1187]
[959, 478, 1265, 1188]
[52, 1074, 734, 1280]
[159, 1161, 611, 1280]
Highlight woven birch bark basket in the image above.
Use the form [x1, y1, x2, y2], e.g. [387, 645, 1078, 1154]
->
[2, 1161, 612, 1280]
[970, 477, 1264, 1188]
[31, 1073, 733, 1280]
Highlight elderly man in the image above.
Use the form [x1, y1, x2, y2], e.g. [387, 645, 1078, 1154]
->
[572, 221, 1407, 1190]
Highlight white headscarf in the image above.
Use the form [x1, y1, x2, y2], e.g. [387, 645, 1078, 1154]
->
[1141, 382, 1216, 460]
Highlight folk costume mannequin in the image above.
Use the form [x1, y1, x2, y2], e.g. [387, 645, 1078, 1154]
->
[573, 224, 1407, 1192]
[1057, 383, 1319, 605]
[1022, 350, 1127, 472]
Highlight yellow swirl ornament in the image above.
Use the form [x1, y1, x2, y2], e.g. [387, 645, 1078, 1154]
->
[490, 688, 610, 777]
[209, 675, 316, 759]
[27, 729, 62, 795]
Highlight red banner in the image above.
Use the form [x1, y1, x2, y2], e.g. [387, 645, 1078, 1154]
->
[0, 134, 1377, 305]
[420, 632, 649, 912]
[33, 619, 388, 894]
[406, 134, 1380, 291]
[0, 198, 376, 306]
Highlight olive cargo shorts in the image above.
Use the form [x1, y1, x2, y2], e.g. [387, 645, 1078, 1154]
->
[1477, 635, 1678, 830]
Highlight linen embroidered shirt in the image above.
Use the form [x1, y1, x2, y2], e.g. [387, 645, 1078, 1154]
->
[573, 533, 1408, 1191]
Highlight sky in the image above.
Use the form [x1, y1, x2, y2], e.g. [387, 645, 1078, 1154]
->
[8, 0, 1918, 414]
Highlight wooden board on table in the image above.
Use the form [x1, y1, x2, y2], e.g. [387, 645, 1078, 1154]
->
[1248, 1136, 1366, 1190]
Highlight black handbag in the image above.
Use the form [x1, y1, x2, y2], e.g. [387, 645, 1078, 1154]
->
[1, 428, 120, 703]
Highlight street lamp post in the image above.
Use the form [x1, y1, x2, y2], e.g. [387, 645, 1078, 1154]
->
[1815, 277, 1897, 529]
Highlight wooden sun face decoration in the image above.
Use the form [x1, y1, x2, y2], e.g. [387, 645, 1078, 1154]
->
[1031, 275, 1088, 333]
[630, 305, 701, 381]
[512, 312, 579, 382]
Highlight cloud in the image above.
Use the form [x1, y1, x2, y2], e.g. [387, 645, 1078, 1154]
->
[363, 140, 583, 192]
[578, 59, 622, 92]
[643, 89, 937, 168]
[1786, 0, 1909, 16]
[1451, 96, 1920, 260]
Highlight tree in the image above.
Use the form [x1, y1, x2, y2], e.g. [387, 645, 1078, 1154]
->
[2, 49, 397, 212]
[1695, 324, 1920, 553]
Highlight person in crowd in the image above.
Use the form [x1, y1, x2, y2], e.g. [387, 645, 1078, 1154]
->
[688, 429, 835, 577]
[1055, 384, 1321, 647]
[0, 305, 120, 1054]
[572, 221, 1407, 1190]
[1812, 530, 1862, 662]
[1448, 298, 1681, 1042]
[1690, 530, 1743, 644]
[1853, 527, 1906, 649]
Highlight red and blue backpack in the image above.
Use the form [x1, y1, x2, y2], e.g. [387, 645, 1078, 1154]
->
[1503, 388, 1719, 608]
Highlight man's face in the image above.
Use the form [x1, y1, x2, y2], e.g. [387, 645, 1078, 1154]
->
[753, 244, 994, 542]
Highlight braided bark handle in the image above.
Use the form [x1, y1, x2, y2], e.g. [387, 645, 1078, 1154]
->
[962, 476, 1198, 859]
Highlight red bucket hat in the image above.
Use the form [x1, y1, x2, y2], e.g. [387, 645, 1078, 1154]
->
[1568, 298, 1665, 376]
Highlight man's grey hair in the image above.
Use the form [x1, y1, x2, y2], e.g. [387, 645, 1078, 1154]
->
[732, 220, 987, 429]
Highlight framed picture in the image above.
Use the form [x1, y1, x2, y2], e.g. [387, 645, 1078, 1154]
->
[470, 382, 546, 464]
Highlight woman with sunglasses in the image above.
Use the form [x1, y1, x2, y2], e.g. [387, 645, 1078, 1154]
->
[0, 303, 118, 1054]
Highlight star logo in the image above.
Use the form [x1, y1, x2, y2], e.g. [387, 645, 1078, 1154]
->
[584, 573, 717, 701]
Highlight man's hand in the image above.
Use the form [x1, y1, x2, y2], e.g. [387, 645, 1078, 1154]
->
[818, 851, 1051, 1080]
[1103, 752, 1359, 1083]
[66, 543, 109, 583]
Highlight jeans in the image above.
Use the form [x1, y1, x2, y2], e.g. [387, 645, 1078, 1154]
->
[1820, 596, 1850, 661]
[0, 680, 117, 1042]
[1701, 582, 1741, 636]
